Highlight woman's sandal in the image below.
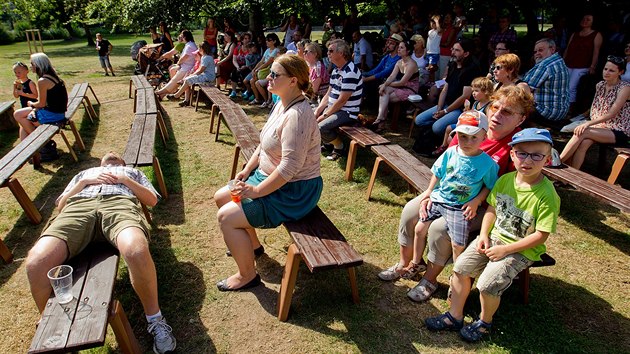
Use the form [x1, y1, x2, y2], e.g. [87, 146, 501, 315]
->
[425, 311, 464, 331]
[460, 319, 492, 342]
[401, 260, 426, 280]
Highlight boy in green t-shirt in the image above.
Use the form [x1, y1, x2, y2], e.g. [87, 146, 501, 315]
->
[424, 128, 560, 342]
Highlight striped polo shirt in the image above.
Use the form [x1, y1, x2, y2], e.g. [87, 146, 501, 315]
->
[328, 60, 363, 119]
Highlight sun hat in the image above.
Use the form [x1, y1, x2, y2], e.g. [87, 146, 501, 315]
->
[389, 33, 404, 42]
[452, 111, 488, 136]
[508, 128, 553, 146]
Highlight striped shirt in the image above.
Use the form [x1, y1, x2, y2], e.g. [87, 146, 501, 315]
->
[57, 165, 159, 204]
[523, 53, 570, 121]
[328, 61, 363, 119]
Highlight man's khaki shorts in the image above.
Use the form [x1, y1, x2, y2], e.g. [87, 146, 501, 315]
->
[41, 195, 150, 258]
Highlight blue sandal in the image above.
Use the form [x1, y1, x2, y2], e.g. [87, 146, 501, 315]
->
[425, 312, 464, 331]
[460, 319, 492, 342]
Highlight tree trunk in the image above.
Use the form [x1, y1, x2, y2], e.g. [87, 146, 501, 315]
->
[248, 3, 264, 40]
[84, 24, 95, 47]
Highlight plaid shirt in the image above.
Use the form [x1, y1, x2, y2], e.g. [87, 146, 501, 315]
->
[523, 53, 570, 121]
[57, 165, 159, 204]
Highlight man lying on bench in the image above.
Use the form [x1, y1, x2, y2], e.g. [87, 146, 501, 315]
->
[25, 152, 176, 354]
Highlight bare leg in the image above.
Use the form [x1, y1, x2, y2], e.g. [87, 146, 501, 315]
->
[14, 107, 37, 140]
[560, 128, 616, 169]
[217, 203, 258, 288]
[116, 227, 160, 316]
[411, 220, 433, 265]
[251, 80, 261, 101]
[25, 236, 69, 313]
[479, 291, 500, 324]
[257, 81, 268, 102]
[451, 243, 465, 262]
[214, 187, 261, 250]
[447, 271, 472, 320]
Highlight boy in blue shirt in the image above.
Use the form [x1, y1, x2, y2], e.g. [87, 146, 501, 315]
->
[404, 111, 499, 301]
[424, 128, 560, 342]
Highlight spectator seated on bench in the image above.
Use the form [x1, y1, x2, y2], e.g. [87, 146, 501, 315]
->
[560, 56, 629, 170]
[213, 55, 323, 292]
[165, 41, 216, 106]
[25, 152, 176, 353]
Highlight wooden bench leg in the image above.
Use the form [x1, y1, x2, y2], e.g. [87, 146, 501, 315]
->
[194, 85, 201, 112]
[157, 112, 168, 145]
[408, 109, 420, 139]
[347, 267, 360, 304]
[133, 90, 138, 113]
[214, 112, 223, 142]
[152, 157, 168, 199]
[109, 300, 142, 354]
[390, 103, 400, 131]
[59, 130, 79, 161]
[0, 238, 13, 264]
[129, 80, 133, 99]
[68, 120, 86, 151]
[82, 97, 97, 123]
[231, 146, 241, 180]
[87, 84, 100, 106]
[608, 153, 629, 185]
[278, 244, 301, 321]
[344, 140, 359, 181]
[7, 177, 42, 224]
[517, 268, 530, 305]
[366, 157, 383, 201]
[210, 105, 219, 135]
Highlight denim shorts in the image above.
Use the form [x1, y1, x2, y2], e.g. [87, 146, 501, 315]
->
[426, 54, 440, 65]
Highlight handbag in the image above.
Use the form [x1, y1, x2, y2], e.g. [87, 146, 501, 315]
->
[257, 67, 270, 80]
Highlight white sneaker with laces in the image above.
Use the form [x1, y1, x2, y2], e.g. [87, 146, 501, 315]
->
[147, 316, 176, 354]
[407, 277, 438, 302]
[378, 262, 404, 281]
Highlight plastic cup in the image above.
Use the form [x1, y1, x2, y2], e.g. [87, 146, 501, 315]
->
[47, 265, 73, 304]
[227, 179, 241, 203]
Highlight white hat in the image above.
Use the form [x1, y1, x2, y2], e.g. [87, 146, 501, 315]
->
[452, 111, 489, 136]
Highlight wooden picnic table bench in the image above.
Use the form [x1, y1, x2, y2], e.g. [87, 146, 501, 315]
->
[128, 74, 153, 100]
[366, 144, 433, 201]
[29, 244, 141, 354]
[133, 88, 168, 145]
[543, 164, 630, 213]
[338, 126, 390, 181]
[59, 82, 100, 160]
[214, 105, 260, 179]
[278, 206, 363, 321]
[121, 113, 168, 223]
[0, 100, 17, 130]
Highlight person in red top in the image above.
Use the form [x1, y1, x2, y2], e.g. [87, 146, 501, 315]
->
[378, 86, 534, 302]
[438, 12, 460, 79]
[203, 18, 219, 55]
[563, 14, 603, 105]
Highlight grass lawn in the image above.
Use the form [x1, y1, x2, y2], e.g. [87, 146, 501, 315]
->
[0, 33, 629, 353]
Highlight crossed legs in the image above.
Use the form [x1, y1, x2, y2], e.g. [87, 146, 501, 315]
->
[560, 127, 616, 169]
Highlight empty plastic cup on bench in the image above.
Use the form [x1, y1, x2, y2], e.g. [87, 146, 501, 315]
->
[47, 265, 73, 304]
[227, 179, 241, 203]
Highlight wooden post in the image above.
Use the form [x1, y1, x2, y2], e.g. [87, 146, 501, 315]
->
[6, 178, 42, 224]
[152, 156, 168, 199]
[366, 157, 383, 201]
[25, 29, 44, 54]
[344, 140, 359, 181]
[108, 300, 142, 354]
[0, 239, 13, 264]
[278, 244, 301, 321]
[347, 267, 360, 304]
[608, 153, 629, 185]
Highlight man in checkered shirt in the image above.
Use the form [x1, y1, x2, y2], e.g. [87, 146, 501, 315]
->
[24, 152, 177, 354]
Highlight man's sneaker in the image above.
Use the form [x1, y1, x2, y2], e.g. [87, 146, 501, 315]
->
[241, 90, 250, 99]
[407, 277, 438, 302]
[378, 262, 404, 281]
[147, 316, 176, 354]
[229, 90, 237, 98]
[326, 149, 345, 161]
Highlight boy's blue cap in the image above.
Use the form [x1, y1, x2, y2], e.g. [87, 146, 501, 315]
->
[508, 128, 553, 146]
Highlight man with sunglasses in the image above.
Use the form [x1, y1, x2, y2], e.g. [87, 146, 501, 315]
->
[522, 38, 570, 123]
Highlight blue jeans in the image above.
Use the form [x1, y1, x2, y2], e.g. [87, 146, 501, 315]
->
[318, 110, 355, 143]
[415, 106, 462, 135]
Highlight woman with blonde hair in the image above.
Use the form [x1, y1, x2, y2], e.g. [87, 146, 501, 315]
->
[214, 54, 322, 291]
[303, 42, 329, 101]
[14, 53, 67, 141]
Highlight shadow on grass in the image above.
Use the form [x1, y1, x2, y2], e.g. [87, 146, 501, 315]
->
[116, 227, 214, 352]
[556, 187, 630, 257]
[0, 107, 100, 287]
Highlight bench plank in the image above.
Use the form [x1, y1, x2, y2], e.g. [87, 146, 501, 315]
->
[338, 126, 390, 181]
[543, 164, 630, 213]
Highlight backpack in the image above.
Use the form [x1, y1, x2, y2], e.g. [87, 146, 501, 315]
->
[39, 140, 59, 162]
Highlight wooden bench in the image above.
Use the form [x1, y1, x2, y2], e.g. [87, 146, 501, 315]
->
[607, 147, 630, 185]
[214, 104, 260, 179]
[278, 206, 363, 321]
[128, 74, 153, 100]
[29, 244, 141, 354]
[0, 100, 16, 130]
[543, 164, 630, 213]
[60, 83, 100, 161]
[338, 126, 390, 181]
[133, 88, 168, 146]
[516, 253, 556, 304]
[122, 113, 168, 223]
[366, 144, 433, 201]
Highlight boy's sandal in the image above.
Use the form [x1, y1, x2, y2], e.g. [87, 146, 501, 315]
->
[425, 311, 464, 331]
[460, 320, 492, 342]
[401, 260, 426, 280]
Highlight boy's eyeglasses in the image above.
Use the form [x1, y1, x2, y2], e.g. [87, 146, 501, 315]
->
[494, 65, 503, 70]
[514, 151, 546, 161]
[269, 70, 285, 79]
[607, 55, 624, 65]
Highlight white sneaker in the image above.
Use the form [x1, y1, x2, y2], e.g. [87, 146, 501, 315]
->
[407, 278, 438, 302]
[147, 316, 176, 354]
[378, 262, 404, 281]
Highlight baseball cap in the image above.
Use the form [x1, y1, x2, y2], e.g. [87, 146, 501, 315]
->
[389, 33, 404, 42]
[452, 111, 488, 136]
[508, 128, 553, 146]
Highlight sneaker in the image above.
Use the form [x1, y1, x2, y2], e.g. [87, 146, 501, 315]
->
[407, 277, 438, 302]
[378, 262, 405, 281]
[401, 260, 426, 280]
[241, 91, 250, 99]
[229, 90, 237, 98]
[166, 94, 178, 101]
[326, 149, 345, 161]
[247, 93, 255, 102]
[147, 316, 176, 354]
[259, 101, 269, 108]
[249, 99, 261, 105]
